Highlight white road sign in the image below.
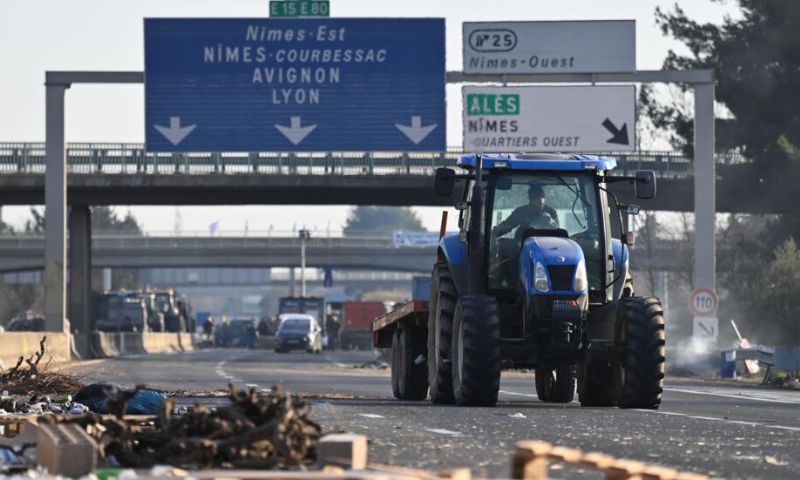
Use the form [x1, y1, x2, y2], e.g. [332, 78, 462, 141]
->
[463, 20, 635, 74]
[462, 85, 636, 152]
[689, 288, 718, 316]
[693, 316, 719, 342]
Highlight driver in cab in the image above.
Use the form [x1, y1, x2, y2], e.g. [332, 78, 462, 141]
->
[493, 185, 559, 241]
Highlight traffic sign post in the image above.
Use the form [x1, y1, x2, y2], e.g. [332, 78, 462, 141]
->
[462, 85, 635, 152]
[144, 18, 445, 152]
[463, 20, 635, 74]
[689, 288, 718, 317]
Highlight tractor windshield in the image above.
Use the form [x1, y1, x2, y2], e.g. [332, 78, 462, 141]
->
[489, 172, 604, 291]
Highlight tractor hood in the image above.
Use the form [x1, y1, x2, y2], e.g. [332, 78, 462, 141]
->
[524, 236, 584, 266]
[519, 236, 587, 295]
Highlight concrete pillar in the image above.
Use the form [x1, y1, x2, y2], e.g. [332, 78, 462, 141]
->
[44, 83, 68, 332]
[68, 205, 91, 334]
[693, 82, 716, 294]
[288, 268, 296, 297]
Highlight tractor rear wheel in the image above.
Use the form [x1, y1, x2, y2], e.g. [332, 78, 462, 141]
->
[617, 297, 666, 409]
[390, 327, 429, 400]
[535, 365, 576, 403]
[427, 264, 457, 404]
[451, 295, 501, 406]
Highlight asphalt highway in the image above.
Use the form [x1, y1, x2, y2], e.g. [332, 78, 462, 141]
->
[64, 349, 800, 479]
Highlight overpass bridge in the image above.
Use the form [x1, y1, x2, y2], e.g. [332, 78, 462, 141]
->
[0, 143, 777, 213]
[0, 233, 694, 274]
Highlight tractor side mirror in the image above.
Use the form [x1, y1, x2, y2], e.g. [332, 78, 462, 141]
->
[454, 201, 469, 211]
[625, 204, 640, 215]
[635, 170, 657, 200]
[434, 168, 456, 197]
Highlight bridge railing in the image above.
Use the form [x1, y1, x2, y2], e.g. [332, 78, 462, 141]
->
[0, 142, 747, 178]
[0, 234, 417, 250]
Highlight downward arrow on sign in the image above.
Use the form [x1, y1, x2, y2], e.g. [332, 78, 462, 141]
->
[395, 116, 437, 145]
[699, 322, 715, 337]
[275, 116, 317, 145]
[154, 117, 197, 146]
[602, 118, 629, 145]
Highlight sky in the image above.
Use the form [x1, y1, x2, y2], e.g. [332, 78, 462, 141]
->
[0, 0, 738, 235]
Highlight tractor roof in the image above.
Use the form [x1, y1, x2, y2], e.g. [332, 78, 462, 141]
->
[457, 154, 617, 172]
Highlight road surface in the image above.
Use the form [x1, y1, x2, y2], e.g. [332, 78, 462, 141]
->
[64, 349, 800, 479]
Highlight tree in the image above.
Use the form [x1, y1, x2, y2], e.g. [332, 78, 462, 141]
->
[751, 238, 800, 345]
[343, 207, 425, 236]
[643, 0, 800, 168]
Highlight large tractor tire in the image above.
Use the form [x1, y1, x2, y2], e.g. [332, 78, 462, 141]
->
[617, 297, 665, 409]
[390, 327, 429, 400]
[427, 264, 457, 404]
[451, 295, 502, 406]
[578, 361, 617, 407]
[535, 365, 576, 403]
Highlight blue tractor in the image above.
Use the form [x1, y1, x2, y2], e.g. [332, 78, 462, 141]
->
[425, 154, 665, 408]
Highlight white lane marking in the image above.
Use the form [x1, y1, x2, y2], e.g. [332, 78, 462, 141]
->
[638, 409, 800, 432]
[358, 413, 386, 419]
[425, 428, 462, 436]
[499, 389, 538, 398]
[665, 386, 800, 405]
[500, 389, 579, 404]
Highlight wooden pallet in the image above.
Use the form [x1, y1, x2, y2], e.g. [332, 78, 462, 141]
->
[512, 441, 708, 480]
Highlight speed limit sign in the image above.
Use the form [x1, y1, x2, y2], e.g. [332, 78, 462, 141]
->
[689, 288, 718, 316]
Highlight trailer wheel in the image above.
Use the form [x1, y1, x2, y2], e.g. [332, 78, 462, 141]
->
[578, 361, 616, 407]
[391, 329, 402, 399]
[617, 297, 665, 409]
[451, 295, 501, 406]
[394, 328, 429, 400]
[535, 365, 576, 403]
[427, 264, 456, 404]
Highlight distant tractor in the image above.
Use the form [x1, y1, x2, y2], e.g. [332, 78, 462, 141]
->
[373, 154, 665, 408]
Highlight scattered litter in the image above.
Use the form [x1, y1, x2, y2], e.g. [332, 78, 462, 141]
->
[764, 456, 787, 466]
[0, 337, 84, 397]
[74, 384, 166, 415]
[51, 382, 321, 470]
[508, 413, 527, 419]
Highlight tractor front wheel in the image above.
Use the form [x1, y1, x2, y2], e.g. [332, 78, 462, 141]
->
[617, 297, 666, 409]
[535, 365, 576, 403]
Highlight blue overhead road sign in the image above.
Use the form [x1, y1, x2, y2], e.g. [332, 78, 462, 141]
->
[144, 18, 445, 152]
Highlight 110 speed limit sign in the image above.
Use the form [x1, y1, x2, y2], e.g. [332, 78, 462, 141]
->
[689, 288, 718, 316]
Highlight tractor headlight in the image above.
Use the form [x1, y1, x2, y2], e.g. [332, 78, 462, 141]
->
[534, 261, 549, 293]
[574, 260, 587, 292]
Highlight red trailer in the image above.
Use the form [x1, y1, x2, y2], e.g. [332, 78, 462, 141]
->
[340, 301, 386, 349]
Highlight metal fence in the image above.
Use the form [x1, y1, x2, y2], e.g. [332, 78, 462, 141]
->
[0, 142, 747, 178]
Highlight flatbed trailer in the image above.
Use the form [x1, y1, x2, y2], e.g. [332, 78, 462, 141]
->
[372, 299, 430, 400]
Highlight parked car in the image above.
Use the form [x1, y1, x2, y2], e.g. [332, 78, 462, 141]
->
[275, 314, 322, 353]
[6, 312, 45, 332]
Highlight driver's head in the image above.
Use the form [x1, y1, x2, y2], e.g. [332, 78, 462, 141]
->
[528, 185, 546, 211]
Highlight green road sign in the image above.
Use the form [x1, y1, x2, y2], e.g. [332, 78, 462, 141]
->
[466, 94, 520, 115]
[269, 0, 330, 17]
